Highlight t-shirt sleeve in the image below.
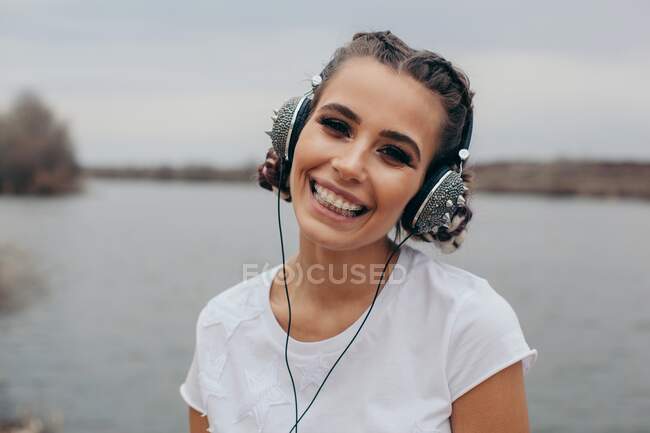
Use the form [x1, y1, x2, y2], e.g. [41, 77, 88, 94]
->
[179, 310, 207, 415]
[446, 281, 538, 402]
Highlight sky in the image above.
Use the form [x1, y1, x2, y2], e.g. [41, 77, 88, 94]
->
[1, 0, 649, 167]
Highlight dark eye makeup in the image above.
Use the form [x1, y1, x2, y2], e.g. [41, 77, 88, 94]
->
[378, 146, 413, 166]
[317, 116, 414, 167]
[318, 117, 350, 136]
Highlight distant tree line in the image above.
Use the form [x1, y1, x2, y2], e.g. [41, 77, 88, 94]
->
[84, 163, 258, 182]
[472, 160, 650, 200]
[0, 91, 80, 195]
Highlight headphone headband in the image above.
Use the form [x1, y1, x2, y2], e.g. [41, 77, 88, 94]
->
[428, 56, 474, 165]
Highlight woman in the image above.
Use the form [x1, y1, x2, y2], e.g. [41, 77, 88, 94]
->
[180, 31, 537, 433]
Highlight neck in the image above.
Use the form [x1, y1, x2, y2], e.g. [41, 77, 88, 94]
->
[282, 235, 402, 309]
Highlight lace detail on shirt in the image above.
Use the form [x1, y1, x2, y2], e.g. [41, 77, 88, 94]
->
[412, 420, 441, 433]
[201, 287, 265, 340]
[233, 355, 291, 433]
[199, 353, 227, 399]
[294, 352, 335, 391]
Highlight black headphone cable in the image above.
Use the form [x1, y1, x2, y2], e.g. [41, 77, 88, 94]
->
[277, 156, 300, 433]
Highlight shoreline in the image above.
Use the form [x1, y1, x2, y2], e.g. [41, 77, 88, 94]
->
[81, 160, 650, 200]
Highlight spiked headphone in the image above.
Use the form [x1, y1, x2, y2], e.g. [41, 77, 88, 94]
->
[267, 69, 474, 433]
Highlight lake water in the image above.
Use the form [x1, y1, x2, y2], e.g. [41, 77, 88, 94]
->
[1, 179, 649, 433]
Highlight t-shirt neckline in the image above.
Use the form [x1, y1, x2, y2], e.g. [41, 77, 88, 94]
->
[259, 244, 414, 357]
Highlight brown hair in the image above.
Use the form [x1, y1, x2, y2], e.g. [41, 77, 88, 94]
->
[257, 30, 476, 253]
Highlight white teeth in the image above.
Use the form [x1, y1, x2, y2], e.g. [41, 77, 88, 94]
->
[313, 182, 364, 211]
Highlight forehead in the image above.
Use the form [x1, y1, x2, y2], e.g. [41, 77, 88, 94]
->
[316, 56, 445, 161]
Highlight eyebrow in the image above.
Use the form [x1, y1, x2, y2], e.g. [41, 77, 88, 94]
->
[319, 102, 422, 163]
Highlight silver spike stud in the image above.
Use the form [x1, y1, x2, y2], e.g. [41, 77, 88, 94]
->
[273, 109, 279, 116]
[457, 195, 466, 205]
[462, 185, 469, 192]
[446, 199, 454, 208]
[443, 213, 451, 225]
[431, 226, 439, 234]
[271, 115, 277, 122]
[265, 130, 273, 137]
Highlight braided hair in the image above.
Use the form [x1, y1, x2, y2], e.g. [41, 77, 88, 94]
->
[257, 30, 476, 254]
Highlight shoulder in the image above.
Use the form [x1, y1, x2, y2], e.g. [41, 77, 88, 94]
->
[196, 265, 277, 330]
[402, 244, 502, 313]
[400, 245, 526, 340]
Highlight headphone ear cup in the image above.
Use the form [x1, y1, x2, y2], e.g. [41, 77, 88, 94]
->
[401, 165, 468, 235]
[267, 94, 312, 165]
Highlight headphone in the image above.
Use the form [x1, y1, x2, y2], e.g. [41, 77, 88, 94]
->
[266, 67, 473, 433]
[267, 72, 473, 236]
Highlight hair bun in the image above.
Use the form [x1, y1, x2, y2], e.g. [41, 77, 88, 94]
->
[257, 147, 292, 202]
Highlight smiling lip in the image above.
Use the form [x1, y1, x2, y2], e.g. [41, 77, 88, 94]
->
[309, 182, 369, 223]
[309, 176, 369, 208]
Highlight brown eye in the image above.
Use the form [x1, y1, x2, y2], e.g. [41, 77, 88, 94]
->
[318, 117, 350, 137]
[379, 145, 413, 166]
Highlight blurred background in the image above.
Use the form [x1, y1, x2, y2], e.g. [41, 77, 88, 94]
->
[1, 1, 649, 432]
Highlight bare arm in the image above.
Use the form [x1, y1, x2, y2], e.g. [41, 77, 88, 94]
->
[450, 361, 531, 433]
[188, 407, 210, 433]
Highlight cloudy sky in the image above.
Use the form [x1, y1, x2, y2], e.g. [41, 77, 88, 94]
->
[1, 0, 648, 167]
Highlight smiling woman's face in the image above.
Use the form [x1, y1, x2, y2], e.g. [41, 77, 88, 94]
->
[289, 56, 446, 251]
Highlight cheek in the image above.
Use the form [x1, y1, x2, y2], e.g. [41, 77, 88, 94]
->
[377, 182, 415, 216]
[290, 127, 334, 177]
[293, 125, 322, 164]
[370, 170, 422, 222]
[308, 120, 339, 149]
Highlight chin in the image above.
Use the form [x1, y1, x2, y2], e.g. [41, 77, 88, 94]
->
[297, 216, 362, 251]
[296, 207, 394, 253]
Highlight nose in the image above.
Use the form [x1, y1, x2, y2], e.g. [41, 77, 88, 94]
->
[330, 140, 369, 183]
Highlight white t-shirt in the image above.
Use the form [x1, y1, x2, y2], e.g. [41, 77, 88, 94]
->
[180, 244, 538, 433]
